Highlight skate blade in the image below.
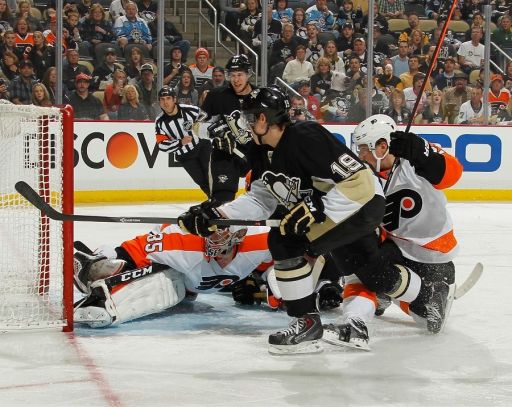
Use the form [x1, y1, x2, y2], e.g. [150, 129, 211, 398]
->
[268, 340, 323, 355]
[438, 283, 456, 334]
[322, 329, 371, 351]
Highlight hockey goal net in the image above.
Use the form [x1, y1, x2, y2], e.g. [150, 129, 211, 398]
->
[0, 101, 74, 331]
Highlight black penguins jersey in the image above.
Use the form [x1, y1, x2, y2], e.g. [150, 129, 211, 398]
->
[202, 84, 251, 120]
[220, 121, 384, 241]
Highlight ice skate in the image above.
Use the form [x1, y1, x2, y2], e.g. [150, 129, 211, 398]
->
[425, 281, 454, 334]
[374, 293, 392, 316]
[74, 251, 125, 294]
[268, 313, 323, 355]
[323, 318, 370, 351]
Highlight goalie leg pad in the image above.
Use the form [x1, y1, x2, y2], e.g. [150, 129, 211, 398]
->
[111, 268, 186, 325]
[74, 280, 118, 328]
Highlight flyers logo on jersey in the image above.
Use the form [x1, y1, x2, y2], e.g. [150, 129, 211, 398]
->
[197, 275, 240, 290]
[383, 189, 422, 231]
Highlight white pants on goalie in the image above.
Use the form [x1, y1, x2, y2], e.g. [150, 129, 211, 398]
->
[75, 268, 186, 328]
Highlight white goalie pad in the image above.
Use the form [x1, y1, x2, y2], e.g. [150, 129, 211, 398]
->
[75, 268, 186, 328]
[113, 268, 186, 325]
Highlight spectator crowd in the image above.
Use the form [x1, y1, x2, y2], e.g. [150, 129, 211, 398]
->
[0, 0, 512, 124]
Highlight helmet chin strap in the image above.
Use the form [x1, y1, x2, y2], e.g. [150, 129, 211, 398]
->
[253, 123, 270, 145]
[372, 149, 389, 172]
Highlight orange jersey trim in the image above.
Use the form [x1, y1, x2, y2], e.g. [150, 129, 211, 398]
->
[421, 229, 457, 253]
[488, 90, 510, 104]
[433, 149, 463, 190]
[399, 301, 410, 315]
[343, 283, 378, 307]
[237, 233, 269, 253]
[155, 134, 169, 143]
[245, 170, 252, 191]
[15, 33, 34, 46]
[121, 232, 204, 268]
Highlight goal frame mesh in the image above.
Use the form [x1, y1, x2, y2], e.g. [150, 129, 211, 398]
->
[0, 103, 74, 332]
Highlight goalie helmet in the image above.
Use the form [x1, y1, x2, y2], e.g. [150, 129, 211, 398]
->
[205, 227, 248, 257]
[226, 54, 252, 73]
[352, 114, 396, 151]
[241, 86, 291, 126]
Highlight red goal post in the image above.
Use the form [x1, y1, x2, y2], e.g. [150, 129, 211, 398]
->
[0, 102, 74, 331]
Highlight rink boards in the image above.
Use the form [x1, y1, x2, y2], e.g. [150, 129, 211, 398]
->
[72, 121, 512, 203]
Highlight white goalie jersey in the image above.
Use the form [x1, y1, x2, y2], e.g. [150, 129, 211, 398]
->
[75, 225, 272, 328]
[120, 224, 272, 293]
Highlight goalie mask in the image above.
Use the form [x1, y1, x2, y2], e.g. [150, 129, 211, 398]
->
[205, 227, 248, 257]
[351, 114, 396, 171]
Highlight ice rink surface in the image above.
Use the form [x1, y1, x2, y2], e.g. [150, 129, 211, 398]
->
[1, 202, 511, 407]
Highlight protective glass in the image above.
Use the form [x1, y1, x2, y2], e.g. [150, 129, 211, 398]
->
[240, 111, 257, 128]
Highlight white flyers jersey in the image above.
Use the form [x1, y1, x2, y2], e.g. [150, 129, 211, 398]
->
[382, 159, 459, 263]
[120, 225, 272, 293]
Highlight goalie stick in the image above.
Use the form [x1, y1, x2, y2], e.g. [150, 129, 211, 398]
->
[14, 181, 280, 227]
[455, 262, 483, 300]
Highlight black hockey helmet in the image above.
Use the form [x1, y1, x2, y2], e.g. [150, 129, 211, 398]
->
[241, 86, 291, 126]
[158, 85, 176, 98]
[225, 54, 252, 73]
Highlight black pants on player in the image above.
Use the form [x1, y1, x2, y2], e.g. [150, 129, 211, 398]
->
[176, 139, 212, 196]
[268, 195, 388, 317]
[209, 149, 248, 203]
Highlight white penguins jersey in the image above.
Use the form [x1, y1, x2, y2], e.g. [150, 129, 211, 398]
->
[381, 157, 459, 264]
[120, 224, 272, 293]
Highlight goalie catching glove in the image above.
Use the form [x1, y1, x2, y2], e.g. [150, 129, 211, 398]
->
[279, 195, 326, 237]
[178, 199, 222, 237]
[389, 131, 432, 167]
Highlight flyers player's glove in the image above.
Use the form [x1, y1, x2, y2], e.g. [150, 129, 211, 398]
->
[317, 281, 343, 310]
[389, 131, 431, 166]
[279, 195, 326, 237]
[212, 131, 237, 155]
[178, 200, 221, 237]
[231, 275, 260, 305]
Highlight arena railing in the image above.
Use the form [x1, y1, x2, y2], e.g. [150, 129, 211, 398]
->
[491, 42, 512, 72]
[274, 77, 304, 104]
[198, 0, 218, 64]
[217, 23, 259, 86]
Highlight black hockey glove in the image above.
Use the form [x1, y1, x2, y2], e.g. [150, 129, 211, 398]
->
[231, 275, 260, 305]
[212, 131, 237, 155]
[317, 281, 343, 310]
[389, 131, 432, 167]
[177, 199, 222, 237]
[207, 120, 230, 140]
[279, 195, 326, 237]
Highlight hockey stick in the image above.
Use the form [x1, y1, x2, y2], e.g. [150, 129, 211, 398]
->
[383, 1, 459, 193]
[454, 262, 483, 300]
[73, 240, 168, 290]
[103, 263, 167, 289]
[14, 181, 280, 227]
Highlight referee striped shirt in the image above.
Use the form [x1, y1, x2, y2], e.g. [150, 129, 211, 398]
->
[155, 104, 205, 156]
